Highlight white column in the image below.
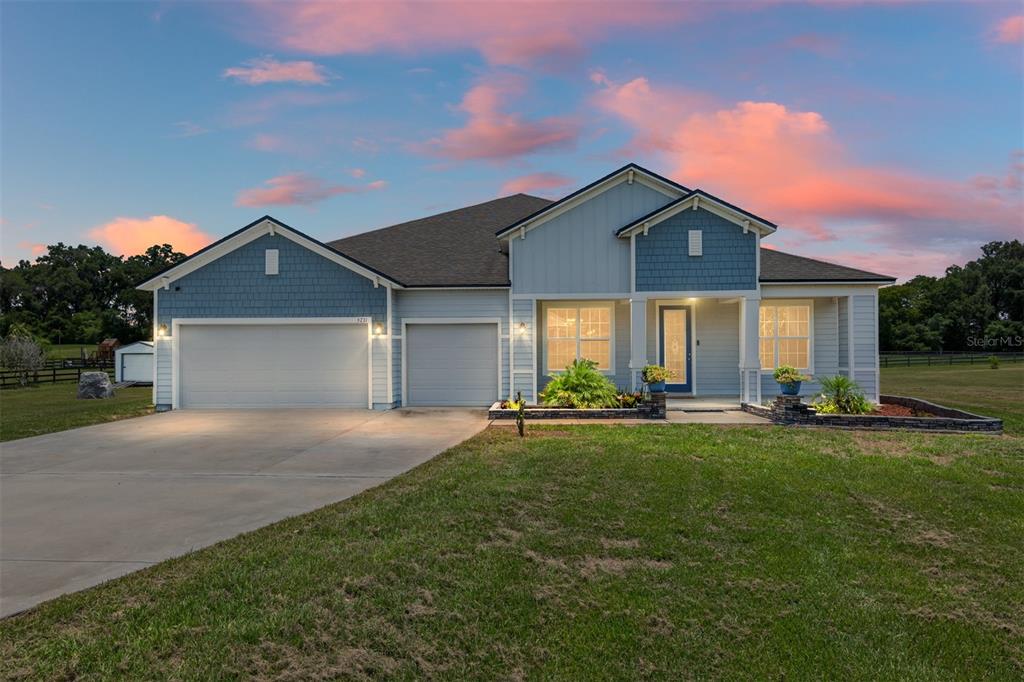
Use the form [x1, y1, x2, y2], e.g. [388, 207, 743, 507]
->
[739, 295, 761, 404]
[629, 298, 647, 391]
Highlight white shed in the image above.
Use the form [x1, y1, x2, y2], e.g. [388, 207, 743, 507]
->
[114, 341, 154, 383]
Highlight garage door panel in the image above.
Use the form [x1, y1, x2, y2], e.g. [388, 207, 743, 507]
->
[406, 323, 498, 407]
[179, 323, 368, 408]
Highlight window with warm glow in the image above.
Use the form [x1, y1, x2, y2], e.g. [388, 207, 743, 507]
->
[546, 305, 612, 372]
[759, 303, 810, 370]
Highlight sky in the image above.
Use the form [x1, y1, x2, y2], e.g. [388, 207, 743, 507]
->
[1, 0, 1022, 281]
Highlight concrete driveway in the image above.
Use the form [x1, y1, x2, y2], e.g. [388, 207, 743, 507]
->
[0, 408, 487, 617]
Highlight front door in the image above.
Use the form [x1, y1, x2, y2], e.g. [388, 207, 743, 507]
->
[659, 305, 692, 393]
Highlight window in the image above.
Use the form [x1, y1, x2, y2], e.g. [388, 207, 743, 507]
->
[546, 305, 612, 372]
[759, 302, 810, 370]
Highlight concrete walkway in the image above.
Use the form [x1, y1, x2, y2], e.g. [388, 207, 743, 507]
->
[0, 408, 487, 617]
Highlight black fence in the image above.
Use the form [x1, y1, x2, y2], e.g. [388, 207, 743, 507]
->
[1, 365, 114, 389]
[880, 351, 1023, 368]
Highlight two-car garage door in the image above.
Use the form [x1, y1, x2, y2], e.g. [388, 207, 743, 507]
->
[178, 323, 368, 408]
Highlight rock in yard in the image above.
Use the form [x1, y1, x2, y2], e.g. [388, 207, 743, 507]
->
[77, 371, 115, 399]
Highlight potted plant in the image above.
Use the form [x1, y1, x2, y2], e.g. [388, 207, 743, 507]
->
[773, 365, 811, 396]
[641, 364, 675, 393]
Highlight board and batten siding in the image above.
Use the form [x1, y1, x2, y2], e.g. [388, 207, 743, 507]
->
[511, 181, 673, 294]
[512, 298, 536, 402]
[851, 294, 879, 400]
[153, 233, 387, 409]
[393, 289, 510, 404]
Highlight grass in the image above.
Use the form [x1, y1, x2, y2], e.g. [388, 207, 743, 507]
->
[1, 425, 1021, 680]
[0, 383, 153, 442]
[45, 344, 93, 361]
[882, 363, 1024, 435]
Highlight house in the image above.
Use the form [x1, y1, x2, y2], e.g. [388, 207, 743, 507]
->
[137, 163, 894, 411]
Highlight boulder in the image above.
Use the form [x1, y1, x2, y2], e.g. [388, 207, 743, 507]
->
[77, 371, 115, 399]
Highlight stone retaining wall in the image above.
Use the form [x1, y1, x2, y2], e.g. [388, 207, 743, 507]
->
[741, 395, 1002, 433]
[488, 392, 667, 420]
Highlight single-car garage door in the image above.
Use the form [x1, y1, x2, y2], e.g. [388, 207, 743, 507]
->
[405, 323, 498, 406]
[178, 323, 368, 408]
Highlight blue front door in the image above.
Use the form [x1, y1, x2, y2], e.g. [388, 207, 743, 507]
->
[659, 305, 693, 393]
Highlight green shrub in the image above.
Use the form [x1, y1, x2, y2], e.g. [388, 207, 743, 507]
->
[813, 375, 873, 415]
[641, 365, 675, 384]
[773, 365, 811, 384]
[617, 391, 642, 408]
[989, 355, 1000, 369]
[541, 359, 619, 408]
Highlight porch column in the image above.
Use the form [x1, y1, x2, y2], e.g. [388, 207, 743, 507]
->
[738, 295, 761, 404]
[629, 298, 647, 391]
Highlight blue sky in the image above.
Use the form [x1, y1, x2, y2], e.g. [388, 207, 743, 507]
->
[2, 1, 1021, 279]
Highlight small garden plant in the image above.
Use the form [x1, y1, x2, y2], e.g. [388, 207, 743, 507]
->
[988, 355, 1000, 369]
[641, 364, 675, 385]
[540, 359, 619, 408]
[773, 365, 811, 386]
[813, 375, 873, 415]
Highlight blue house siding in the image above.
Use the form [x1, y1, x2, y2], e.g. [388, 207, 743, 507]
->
[635, 208, 757, 291]
[511, 180, 674, 294]
[154, 234, 387, 408]
[156, 234, 386, 326]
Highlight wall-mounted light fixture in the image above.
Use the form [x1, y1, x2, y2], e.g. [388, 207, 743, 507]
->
[157, 323, 169, 338]
[517, 322, 528, 336]
[373, 322, 385, 336]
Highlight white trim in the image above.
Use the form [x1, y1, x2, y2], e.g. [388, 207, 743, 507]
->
[403, 286, 510, 290]
[629, 234, 636, 295]
[617, 193, 776, 238]
[514, 291, 634, 300]
[386, 286, 394, 405]
[757, 299, 815, 374]
[497, 167, 685, 240]
[152, 289, 158, 405]
[514, 290, 759, 301]
[170, 317, 372, 410]
[137, 219, 401, 291]
[540, 302, 616, 376]
[508, 239, 514, 396]
[761, 283, 886, 299]
[531, 299, 538, 402]
[400, 317, 503, 406]
[873, 294, 880, 403]
[848, 295, 856, 388]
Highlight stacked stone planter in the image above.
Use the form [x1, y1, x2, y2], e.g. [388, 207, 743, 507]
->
[742, 395, 1002, 433]
[488, 391, 668, 420]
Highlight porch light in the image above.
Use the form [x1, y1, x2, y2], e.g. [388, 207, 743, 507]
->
[157, 323, 168, 338]
[373, 322, 385, 336]
[517, 322, 528, 336]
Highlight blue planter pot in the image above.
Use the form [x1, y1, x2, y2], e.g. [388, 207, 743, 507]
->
[779, 381, 801, 396]
[648, 380, 666, 393]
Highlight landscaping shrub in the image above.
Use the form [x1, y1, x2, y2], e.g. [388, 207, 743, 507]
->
[540, 359, 619, 408]
[989, 355, 1000, 369]
[813, 375, 873, 415]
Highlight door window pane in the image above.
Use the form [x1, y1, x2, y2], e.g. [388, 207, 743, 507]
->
[662, 309, 687, 383]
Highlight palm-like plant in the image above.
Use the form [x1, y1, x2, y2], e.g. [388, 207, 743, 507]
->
[540, 359, 619, 408]
[814, 375, 872, 414]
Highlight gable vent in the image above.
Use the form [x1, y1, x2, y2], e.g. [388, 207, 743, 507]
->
[265, 249, 279, 275]
[688, 230, 703, 257]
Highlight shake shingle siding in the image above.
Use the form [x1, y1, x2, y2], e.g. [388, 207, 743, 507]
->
[635, 209, 757, 291]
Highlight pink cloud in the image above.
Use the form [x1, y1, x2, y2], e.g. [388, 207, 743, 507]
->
[17, 241, 47, 257]
[348, 167, 366, 178]
[223, 56, 330, 85]
[500, 172, 572, 196]
[234, 2, 688, 67]
[235, 173, 386, 206]
[423, 74, 579, 161]
[245, 133, 286, 151]
[593, 75, 1023, 248]
[993, 15, 1024, 44]
[89, 216, 212, 256]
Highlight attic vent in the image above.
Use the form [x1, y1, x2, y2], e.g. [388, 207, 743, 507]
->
[688, 230, 703, 257]
[265, 249, 279, 275]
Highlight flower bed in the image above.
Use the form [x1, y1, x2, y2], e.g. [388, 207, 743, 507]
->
[742, 395, 1002, 433]
[488, 402, 651, 420]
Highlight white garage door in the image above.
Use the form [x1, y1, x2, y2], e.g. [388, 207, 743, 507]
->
[178, 323, 368, 408]
[121, 354, 153, 383]
[405, 323, 498, 406]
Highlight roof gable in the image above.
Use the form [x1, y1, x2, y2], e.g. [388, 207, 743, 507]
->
[616, 189, 776, 238]
[137, 216, 401, 291]
[495, 163, 689, 239]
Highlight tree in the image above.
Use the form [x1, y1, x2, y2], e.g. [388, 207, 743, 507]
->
[1, 330, 46, 386]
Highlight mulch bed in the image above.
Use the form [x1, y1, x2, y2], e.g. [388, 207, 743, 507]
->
[874, 403, 935, 417]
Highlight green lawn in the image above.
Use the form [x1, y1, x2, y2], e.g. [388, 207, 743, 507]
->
[882, 363, 1024, 435]
[0, 383, 153, 442]
[2, 425, 1021, 680]
[45, 344, 92, 361]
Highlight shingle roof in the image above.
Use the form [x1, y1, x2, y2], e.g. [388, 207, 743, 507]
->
[329, 194, 554, 287]
[328, 193, 894, 286]
[759, 248, 895, 282]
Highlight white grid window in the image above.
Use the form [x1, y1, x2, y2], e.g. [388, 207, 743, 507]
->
[546, 305, 612, 372]
[759, 303, 810, 370]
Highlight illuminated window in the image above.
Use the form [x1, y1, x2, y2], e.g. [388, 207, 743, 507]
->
[546, 305, 612, 372]
[759, 303, 810, 369]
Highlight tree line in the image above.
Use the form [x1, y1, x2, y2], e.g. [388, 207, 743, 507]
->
[879, 240, 1023, 352]
[1, 239, 1021, 351]
[1, 244, 186, 345]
